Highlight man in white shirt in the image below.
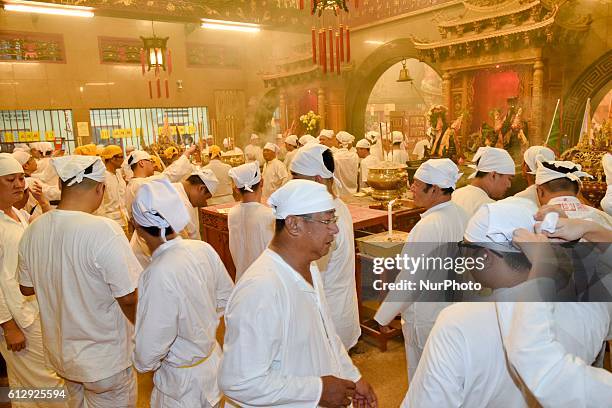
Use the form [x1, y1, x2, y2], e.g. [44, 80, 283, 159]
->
[0, 154, 66, 408]
[222, 138, 244, 156]
[276, 133, 287, 161]
[290, 144, 361, 350]
[283, 134, 299, 172]
[204, 146, 234, 205]
[244, 133, 265, 164]
[452, 146, 515, 217]
[132, 178, 234, 408]
[390, 131, 409, 165]
[411, 137, 431, 160]
[334, 132, 360, 196]
[219, 179, 377, 408]
[95, 145, 129, 233]
[318, 129, 338, 151]
[375, 159, 469, 381]
[174, 168, 218, 241]
[356, 139, 378, 190]
[18, 155, 142, 407]
[600, 153, 611, 216]
[514, 145, 555, 205]
[262, 142, 288, 198]
[228, 162, 275, 281]
[298, 134, 316, 147]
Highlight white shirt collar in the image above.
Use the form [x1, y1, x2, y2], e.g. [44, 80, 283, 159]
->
[266, 249, 316, 293]
[420, 200, 453, 219]
[548, 195, 580, 205]
[151, 236, 183, 259]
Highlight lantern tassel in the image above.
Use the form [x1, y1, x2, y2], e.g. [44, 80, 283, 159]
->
[336, 33, 340, 75]
[167, 49, 173, 75]
[340, 24, 344, 62]
[311, 27, 317, 64]
[140, 49, 145, 75]
[346, 27, 351, 62]
[322, 29, 327, 74]
[328, 27, 334, 73]
[165, 79, 169, 98]
[148, 80, 153, 99]
[156, 78, 161, 98]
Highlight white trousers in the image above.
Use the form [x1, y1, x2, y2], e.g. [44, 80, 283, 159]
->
[64, 366, 137, 408]
[0, 315, 67, 408]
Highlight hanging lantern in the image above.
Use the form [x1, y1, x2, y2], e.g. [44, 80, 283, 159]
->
[397, 59, 413, 83]
[140, 35, 169, 72]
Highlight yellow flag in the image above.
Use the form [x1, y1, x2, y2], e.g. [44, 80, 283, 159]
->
[45, 130, 55, 141]
[4, 132, 14, 143]
[100, 129, 110, 140]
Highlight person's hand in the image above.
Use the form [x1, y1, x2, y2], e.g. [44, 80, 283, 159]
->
[319, 376, 355, 408]
[541, 217, 602, 242]
[2, 320, 26, 352]
[534, 204, 568, 221]
[512, 228, 559, 282]
[378, 324, 394, 334]
[353, 379, 377, 408]
[183, 145, 197, 157]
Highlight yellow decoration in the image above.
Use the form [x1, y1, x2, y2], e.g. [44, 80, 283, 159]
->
[4, 132, 14, 143]
[31, 131, 40, 141]
[100, 129, 110, 140]
[177, 126, 185, 134]
[136, 128, 142, 137]
[18, 131, 28, 142]
[124, 128, 133, 138]
[187, 125, 196, 134]
[170, 127, 177, 136]
[112, 129, 124, 139]
[45, 130, 55, 141]
[157, 127, 165, 136]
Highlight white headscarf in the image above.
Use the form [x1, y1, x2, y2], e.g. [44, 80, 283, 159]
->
[285, 134, 298, 147]
[365, 131, 379, 144]
[268, 179, 335, 219]
[191, 168, 219, 195]
[123, 150, 152, 179]
[132, 178, 190, 242]
[228, 161, 261, 192]
[391, 131, 404, 144]
[263, 142, 279, 153]
[356, 139, 371, 149]
[250, 133, 259, 142]
[299, 134, 317, 146]
[523, 146, 555, 174]
[290, 143, 334, 179]
[12, 150, 31, 166]
[468, 147, 515, 178]
[414, 158, 462, 189]
[535, 160, 593, 185]
[464, 197, 538, 252]
[52, 155, 106, 187]
[0, 153, 24, 176]
[336, 131, 354, 147]
[319, 129, 334, 139]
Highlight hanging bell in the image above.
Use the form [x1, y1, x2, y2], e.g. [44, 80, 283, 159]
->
[397, 59, 413, 82]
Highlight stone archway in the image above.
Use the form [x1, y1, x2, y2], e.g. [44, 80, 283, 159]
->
[563, 50, 612, 145]
[345, 38, 441, 138]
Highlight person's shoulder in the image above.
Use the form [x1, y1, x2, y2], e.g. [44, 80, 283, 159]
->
[230, 254, 284, 302]
[436, 302, 496, 334]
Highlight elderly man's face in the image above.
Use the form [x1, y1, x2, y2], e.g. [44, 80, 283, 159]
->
[320, 137, 333, 148]
[410, 178, 437, 209]
[263, 149, 276, 162]
[299, 210, 339, 259]
[357, 148, 369, 159]
[0, 172, 26, 207]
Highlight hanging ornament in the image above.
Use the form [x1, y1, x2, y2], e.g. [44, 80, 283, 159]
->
[141, 21, 172, 99]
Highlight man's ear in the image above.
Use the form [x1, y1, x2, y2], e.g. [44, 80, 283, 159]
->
[284, 215, 302, 237]
[96, 182, 105, 195]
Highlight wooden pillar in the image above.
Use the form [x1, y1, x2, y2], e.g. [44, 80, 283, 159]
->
[317, 88, 326, 129]
[531, 59, 544, 145]
[326, 87, 346, 132]
[442, 72, 452, 112]
[279, 91, 287, 132]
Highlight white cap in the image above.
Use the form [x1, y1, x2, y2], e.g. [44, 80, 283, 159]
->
[228, 161, 261, 192]
[365, 131, 379, 144]
[356, 139, 371, 149]
[250, 133, 259, 141]
[268, 179, 335, 220]
[290, 143, 333, 179]
[223, 138, 230, 148]
[391, 131, 404, 144]
[132, 178, 190, 242]
[336, 131, 354, 146]
[12, 150, 31, 166]
[319, 129, 334, 139]
[263, 142, 279, 153]
[52, 155, 106, 187]
[414, 159, 462, 189]
[14, 143, 30, 152]
[523, 146, 555, 174]
[285, 134, 298, 147]
[191, 168, 219, 195]
[206, 134, 214, 140]
[535, 160, 592, 185]
[464, 197, 538, 252]
[0, 153, 24, 176]
[40, 142, 54, 154]
[29, 142, 43, 151]
[126, 150, 152, 166]
[276, 133, 283, 140]
[602, 153, 612, 186]
[299, 134, 316, 146]
[468, 147, 515, 178]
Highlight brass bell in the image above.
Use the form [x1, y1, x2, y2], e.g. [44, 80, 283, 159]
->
[397, 59, 413, 83]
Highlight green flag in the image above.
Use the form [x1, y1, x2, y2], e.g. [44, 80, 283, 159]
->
[545, 99, 561, 152]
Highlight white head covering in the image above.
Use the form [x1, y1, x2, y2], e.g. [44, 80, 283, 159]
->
[299, 134, 316, 146]
[268, 179, 335, 219]
[263, 142, 279, 153]
[223, 138, 230, 148]
[336, 131, 353, 147]
[40, 142, 54, 155]
[132, 178, 190, 242]
[228, 161, 261, 192]
[52, 155, 106, 187]
[523, 146, 555, 174]
[356, 139, 371, 149]
[365, 131, 379, 144]
[276, 133, 283, 140]
[29, 142, 43, 152]
[14, 143, 30, 152]
[468, 147, 515, 178]
[464, 197, 538, 252]
[250, 133, 259, 141]
[290, 143, 334, 179]
[319, 129, 334, 139]
[602, 153, 612, 186]
[0, 153, 24, 176]
[206, 134, 214, 140]
[391, 131, 404, 144]
[535, 160, 593, 185]
[123, 150, 152, 179]
[414, 159, 462, 189]
[285, 134, 298, 147]
[12, 150, 31, 166]
[191, 168, 219, 195]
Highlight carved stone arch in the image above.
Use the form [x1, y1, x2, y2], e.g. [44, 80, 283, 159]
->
[345, 38, 441, 138]
[563, 50, 612, 145]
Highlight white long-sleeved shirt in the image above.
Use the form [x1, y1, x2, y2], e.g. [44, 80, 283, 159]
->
[228, 202, 275, 281]
[283, 149, 297, 174]
[412, 139, 431, 160]
[403, 302, 533, 408]
[262, 158, 288, 198]
[359, 154, 379, 189]
[390, 148, 409, 166]
[546, 195, 612, 230]
[95, 169, 128, 229]
[334, 148, 359, 196]
[514, 184, 539, 207]
[219, 249, 361, 408]
[0, 208, 38, 329]
[497, 302, 612, 408]
[134, 238, 233, 407]
[452, 184, 494, 218]
[204, 159, 234, 205]
[316, 198, 360, 350]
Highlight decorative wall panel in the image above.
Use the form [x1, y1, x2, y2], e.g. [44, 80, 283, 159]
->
[186, 43, 241, 69]
[0, 31, 65, 63]
[98, 37, 141, 64]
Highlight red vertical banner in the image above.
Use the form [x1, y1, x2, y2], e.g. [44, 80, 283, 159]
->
[310, 0, 314, 15]
[167, 49, 173, 75]
[164, 79, 169, 98]
[322, 29, 327, 74]
[328, 27, 334, 73]
[318, 29, 323, 68]
[140, 49, 145, 75]
[311, 27, 317, 64]
[336, 33, 340, 75]
[339, 24, 344, 62]
[299, 0, 304, 9]
[156, 78, 161, 98]
[148, 80, 153, 99]
[346, 27, 351, 62]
